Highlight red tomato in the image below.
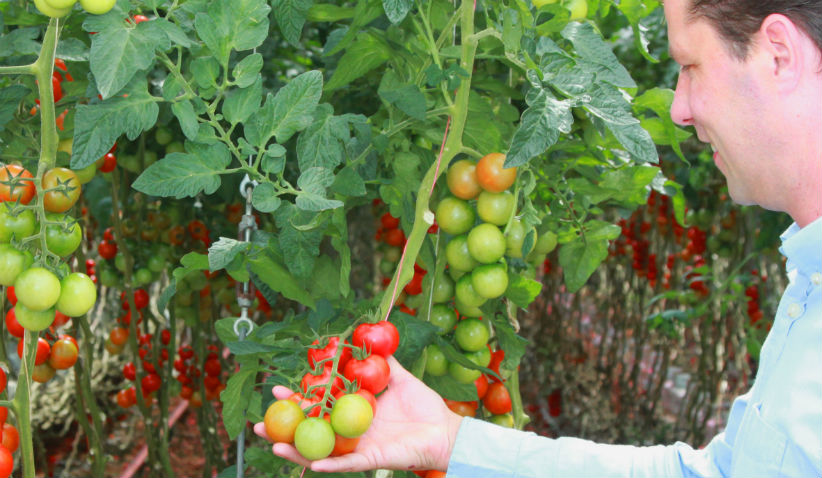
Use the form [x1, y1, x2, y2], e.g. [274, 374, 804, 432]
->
[482, 382, 512, 415]
[487, 348, 505, 382]
[443, 398, 477, 417]
[380, 212, 400, 230]
[0, 369, 5, 396]
[288, 392, 324, 417]
[343, 354, 390, 395]
[384, 228, 405, 247]
[123, 362, 136, 381]
[474, 374, 489, 400]
[1, 424, 18, 453]
[307, 336, 352, 371]
[141, 373, 162, 394]
[48, 336, 78, 369]
[476, 153, 516, 192]
[17, 337, 50, 365]
[0, 165, 35, 204]
[446, 159, 481, 199]
[352, 321, 399, 358]
[301, 363, 344, 399]
[4, 309, 24, 339]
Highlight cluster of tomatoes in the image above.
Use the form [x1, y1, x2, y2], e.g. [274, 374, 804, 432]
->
[33, 0, 115, 18]
[745, 270, 768, 328]
[174, 344, 226, 408]
[263, 321, 399, 461]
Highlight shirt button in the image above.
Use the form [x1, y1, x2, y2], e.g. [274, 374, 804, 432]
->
[787, 303, 803, 318]
[812, 272, 822, 286]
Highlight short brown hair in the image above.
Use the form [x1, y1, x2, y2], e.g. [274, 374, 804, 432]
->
[688, 0, 822, 60]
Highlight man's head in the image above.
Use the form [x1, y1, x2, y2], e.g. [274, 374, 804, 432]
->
[665, 0, 822, 227]
[687, 0, 822, 62]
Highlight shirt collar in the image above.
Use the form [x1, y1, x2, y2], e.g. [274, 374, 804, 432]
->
[779, 216, 822, 277]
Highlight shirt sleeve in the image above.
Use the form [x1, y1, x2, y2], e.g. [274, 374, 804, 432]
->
[446, 391, 751, 478]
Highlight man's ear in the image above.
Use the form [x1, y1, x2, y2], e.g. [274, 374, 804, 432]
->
[758, 13, 805, 91]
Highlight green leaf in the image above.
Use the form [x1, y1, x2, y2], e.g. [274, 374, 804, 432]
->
[504, 275, 543, 308]
[561, 22, 635, 88]
[232, 53, 263, 88]
[223, 76, 263, 125]
[382, 0, 412, 23]
[156, 277, 177, 312]
[131, 143, 230, 198]
[582, 84, 657, 163]
[152, 17, 194, 48]
[296, 167, 344, 211]
[71, 80, 159, 169]
[559, 236, 607, 292]
[325, 32, 391, 91]
[251, 183, 283, 213]
[194, 0, 271, 64]
[506, 86, 573, 167]
[491, 315, 528, 376]
[634, 87, 687, 161]
[423, 373, 477, 401]
[171, 100, 199, 141]
[501, 8, 523, 53]
[89, 19, 170, 99]
[593, 165, 659, 206]
[273, 0, 313, 45]
[221, 367, 256, 439]
[296, 104, 346, 170]
[249, 252, 316, 309]
[330, 164, 366, 197]
[276, 208, 323, 279]
[208, 237, 250, 271]
[377, 72, 426, 120]
[0, 28, 40, 57]
[329, 208, 351, 297]
[245, 70, 323, 147]
[191, 56, 220, 89]
[0, 86, 29, 132]
[391, 312, 439, 369]
[307, 3, 355, 21]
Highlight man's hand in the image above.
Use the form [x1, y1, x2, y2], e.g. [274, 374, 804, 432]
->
[253, 355, 464, 474]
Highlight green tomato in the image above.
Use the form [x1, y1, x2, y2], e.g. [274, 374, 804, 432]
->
[533, 0, 559, 6]
[471, 263, 509, 299]
[428, 304, 457, 334]
[294, 417, 335, 461]
[565, 0, 588, 19]
[44, 0, 77, 8]
[505, 218, 535, 258]
[465, 345, 491, 368]
[435, 197, 476, 236]
[79, 0, 115, 15]
[476, 191, 514, 226]
[488, 413, 515, 427]
[97, 266, 119, 287]
[114, 253, 127, 272]
[330, 394, 373, 438]
[45, 213, 82, 257]
[0, 206, 36, 243]
[155, 127, 174, 146]
[467, 223, 506, 264]
[34, 0, 72, 17]
[147, 255, 167, 273]
[455, 274, 486, 309]
[448, 359, 481, 384]
[134, 267, 153, 286]
[446, 235, 478, 272]
[15, 267, 61, 312]
[165, 141, 185, 155]
[454, 296, 483, 318]
[0, 244, 33, 286]
[534, 230, 558, 254]
[57, 272, 97, 317]
[455, 318, 489, 352]
[72, 163, 97, 185]
[424, 344, 448, 376]
[14, 304, 56, 331]
[431, 273, 454, 303]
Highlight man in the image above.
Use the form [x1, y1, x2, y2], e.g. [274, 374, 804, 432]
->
[256, 0, 822, 475]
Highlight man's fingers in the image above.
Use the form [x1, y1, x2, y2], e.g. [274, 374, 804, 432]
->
[272, 443, 312, 467]
[253, 422, 272, 443]
[311, 453, 373, 473]
[272, 385, 294, 399]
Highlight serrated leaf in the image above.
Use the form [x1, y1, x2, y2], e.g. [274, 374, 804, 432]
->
[71, 80, 159, 169]
[251, 183, 282, 213]
[249, 252, 316, 309]
[90, 20, 169, 98]
[152, 17, 194, 48]
[0, 28, 40, 57]
[131, 143, 230, 198]
[232, 53, 263, 87]
[325, 32, 391, 91]
[491, 315, 528, 375]
[191, 56, 220, 89]
[561, 22, 635, 88]
[208, 237, 250, 271]
[378, 73, 426, 121]
[558, 227, 614, 292]
[0, 86, 29, 132]
[391, 312, 439, 368]
[245, 70, 323, 147]
[504, 275, 543, 308]
[330, 165, 366, 197]
[273, 0, 313, 45]
[171, 100, 199, 140]
[221, 368, 256, 439]
[423, 373, 477, 401]
[382, 0, 412, 23]
[194, 0, 271, 64]
[222, 75, 262, 125]
[296, 192, 344, 211]
[156, 277, 177, 312]
[506, 87, 573, 167]
[583, 84, 657, 163]
[277, 212, 323, 279]
[501, 8, 522, 53]
[329, 207, 351, 297]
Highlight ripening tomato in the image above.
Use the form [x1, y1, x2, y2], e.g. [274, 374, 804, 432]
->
[446, 159, 481, 200]
[343, 354, 390, 395]
[352, 321, 399, 357]
[264, 399, 306, 443]
[48, 336, 78, 369]
[330, 393, 373, 438]
[483, 382, 512, 414]
[301, 364, 344, 399]
[476, 153, 516, 193]
[1, 423, 18, 453]
[42, 167, 81, 213]
[294, 417, 335, 461]
[0, 442, 11, 478]
[443, 398, 477, 417]
[0, 165, 35, 204]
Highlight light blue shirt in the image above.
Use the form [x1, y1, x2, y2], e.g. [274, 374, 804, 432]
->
[446, 216, 822, 478]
